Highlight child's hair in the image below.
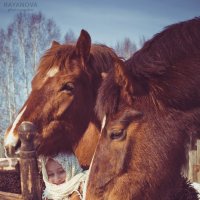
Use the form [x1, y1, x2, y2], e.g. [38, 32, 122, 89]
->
[40, 152, 87, 200]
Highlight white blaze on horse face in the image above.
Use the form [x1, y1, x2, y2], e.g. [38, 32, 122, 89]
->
[46, 66, 59, 77]
[4, 106, 27, 147]
[101, 115, 107, 132]
[41, 66, 59, 87]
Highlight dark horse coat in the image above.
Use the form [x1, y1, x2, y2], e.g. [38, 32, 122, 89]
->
[86, 17, 200, 200]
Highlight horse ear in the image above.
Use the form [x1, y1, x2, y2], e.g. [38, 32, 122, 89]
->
[75, 29, 91, 67]
[114, 60, 134, 104]
[114, 60, 130, 89]
[115, 60, 149, 100]
[51, 41, 60, 48]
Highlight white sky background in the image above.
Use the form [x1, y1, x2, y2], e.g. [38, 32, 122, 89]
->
[0, 0, 200, 47]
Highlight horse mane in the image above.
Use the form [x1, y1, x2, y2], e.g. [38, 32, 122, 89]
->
[89, 44, 118, 75]
[96, 17, 200, 120]
[126, 17, 200, 77]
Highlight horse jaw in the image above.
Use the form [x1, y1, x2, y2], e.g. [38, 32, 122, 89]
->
[74, 122, 100, 168]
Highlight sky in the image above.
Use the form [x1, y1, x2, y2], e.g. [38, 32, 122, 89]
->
[0, 0, 200, 47]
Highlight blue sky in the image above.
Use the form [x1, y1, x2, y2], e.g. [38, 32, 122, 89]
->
[0, 0, 200, 47]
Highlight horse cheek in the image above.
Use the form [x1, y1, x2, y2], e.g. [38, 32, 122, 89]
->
[56, 95, 74, 117]
[89, 133, 128, 190]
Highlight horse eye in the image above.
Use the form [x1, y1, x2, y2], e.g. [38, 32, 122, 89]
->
[60, 82, 74, 92]
[110, 129, 126, 140]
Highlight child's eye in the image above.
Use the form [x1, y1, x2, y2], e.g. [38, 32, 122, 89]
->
[58, 170, 65, 174]
[48, 173, 54, 177]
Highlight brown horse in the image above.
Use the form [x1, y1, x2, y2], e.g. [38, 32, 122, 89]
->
[4, 29, 118, 168]
[86, 18, 200, 199]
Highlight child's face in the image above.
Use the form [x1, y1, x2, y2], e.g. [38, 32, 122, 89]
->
[46, 158, 66, 185]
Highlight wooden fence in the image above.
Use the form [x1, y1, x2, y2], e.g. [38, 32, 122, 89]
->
[187, 133, 200, 183]
[0, 122, 199, 199]
[0, 122, 41, 200]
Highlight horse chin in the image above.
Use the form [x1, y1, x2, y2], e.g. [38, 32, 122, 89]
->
[34, 136, 69, 156]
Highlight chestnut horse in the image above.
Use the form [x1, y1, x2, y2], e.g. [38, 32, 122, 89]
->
[4, 30, 118, 168]
[86, 18, 200, 199]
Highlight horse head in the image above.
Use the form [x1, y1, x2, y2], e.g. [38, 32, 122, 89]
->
[4, 30, 118, 168]
[86, 18, 200, 199]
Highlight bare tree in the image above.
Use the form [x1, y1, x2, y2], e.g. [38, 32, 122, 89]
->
[0, 25, 18, 124]
[12, 12, 60, 96]
[64, 29, 76, 43]
[0, 12, 61, 135]
[114, 37, 137, 59]
[5, 24, 17, 122]
[14, 13, 30, 95]
[29, 12, 60, 73]
[139, 35, 146, 48]
[0, 29, 9, 129]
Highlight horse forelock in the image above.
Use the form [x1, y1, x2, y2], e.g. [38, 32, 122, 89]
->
[41, 44, 117, 74]
[37, 45, 75, 74]
[89, 44, 117, 74]
[95, 69, 121, 121]
[32, 44, 117, 90]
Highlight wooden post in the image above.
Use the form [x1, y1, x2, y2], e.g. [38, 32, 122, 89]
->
[196, 140, 200, 182]
[18, 121, 41, 200]
[188, 150, 197, 181]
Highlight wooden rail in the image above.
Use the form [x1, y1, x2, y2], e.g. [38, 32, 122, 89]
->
[188, 139, 200, 182]
[0, 121, 41, 200]
[0, 191, 23, 200]
[0, 158, 19, 170]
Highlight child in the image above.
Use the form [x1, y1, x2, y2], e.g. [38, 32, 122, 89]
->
[40, 152, 87, 200]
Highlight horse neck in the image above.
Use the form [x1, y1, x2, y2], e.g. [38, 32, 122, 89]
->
[74, 57, 113, 168]
[74, 120, 100, 169]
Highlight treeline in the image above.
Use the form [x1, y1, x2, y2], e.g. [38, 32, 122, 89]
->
[0, 12, 60, 133]
[64, 29, 143, 59]
[0, 11, 144, 136]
